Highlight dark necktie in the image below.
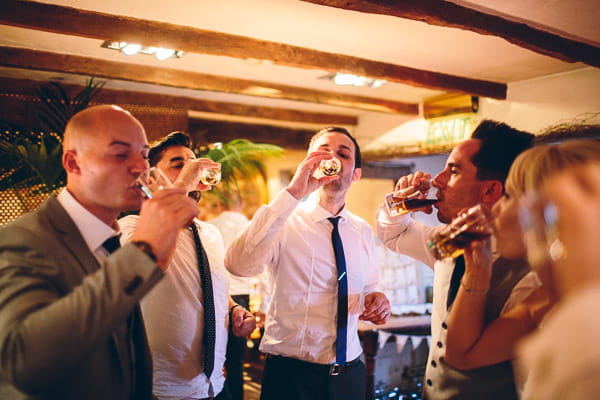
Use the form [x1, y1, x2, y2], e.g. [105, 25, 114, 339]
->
[190, 222, 216, 378]
[102, 235, 137, 394]
[446, 255, 465, 309]
[103, 235, 121, 254]
[328, 217, 348, 365]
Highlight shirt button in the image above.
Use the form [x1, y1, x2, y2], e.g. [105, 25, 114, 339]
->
[442, 322, 448, 329]
[426, 379, 433, 386]
[431, 360, 437, 368]
[437, 341, 443, 348]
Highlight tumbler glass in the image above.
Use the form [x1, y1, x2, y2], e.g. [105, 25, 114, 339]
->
[173, 159, 221, 191]
[427, 204, 493, 260]
[385, 186, 437, 216]
[136, 167, 172, 199]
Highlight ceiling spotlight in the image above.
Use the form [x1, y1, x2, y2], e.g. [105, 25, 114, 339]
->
[121, 43, 142, 56]
[322, 73, 387, 88]
[154, 48, 176, 61]
[101, 41, 184, 61]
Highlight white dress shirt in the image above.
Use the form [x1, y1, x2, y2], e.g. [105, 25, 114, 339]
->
[225, 189, 379, 365]
[119, 216, 229, 400]
[57, 188, 118, 262]
[518, 285, 600, 400]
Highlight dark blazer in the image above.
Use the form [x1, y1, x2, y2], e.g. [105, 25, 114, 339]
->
[0, 196, 163, 399]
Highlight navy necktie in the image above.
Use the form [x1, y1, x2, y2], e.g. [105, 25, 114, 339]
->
[328, 217, 348, 365]
[446, 255, 465, 309]
[190, 222, 216, 378]
[102, 235, 121, 254]
[103, 235, 137, 391]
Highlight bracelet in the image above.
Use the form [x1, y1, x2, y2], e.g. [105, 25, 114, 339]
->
[229, 304, 241, 316]
[460, 280, 488, 294]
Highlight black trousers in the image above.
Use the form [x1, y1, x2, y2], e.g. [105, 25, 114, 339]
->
[259, 355, 366, 400]
[224, 294, 250, 400]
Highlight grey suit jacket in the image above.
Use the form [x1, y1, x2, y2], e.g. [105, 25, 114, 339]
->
[0, 196, 163, 399]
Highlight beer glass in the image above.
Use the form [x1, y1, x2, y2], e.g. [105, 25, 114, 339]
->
[385, 186, 437, 216]
[427, 204, 493, 260]
[136, 167, 172, 199]
[173, 159, 221, 191]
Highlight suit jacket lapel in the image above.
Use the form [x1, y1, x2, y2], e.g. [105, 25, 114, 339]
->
[42, 196, 128, 377]
[43, 196, 101, 276]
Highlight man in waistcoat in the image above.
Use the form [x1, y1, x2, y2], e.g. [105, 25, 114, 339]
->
[377, 120, 534, 400]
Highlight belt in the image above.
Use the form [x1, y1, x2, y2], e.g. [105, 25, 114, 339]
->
[266, 354, 361, 376]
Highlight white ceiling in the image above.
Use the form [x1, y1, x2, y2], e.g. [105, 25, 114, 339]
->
[0, 0, 598, 130]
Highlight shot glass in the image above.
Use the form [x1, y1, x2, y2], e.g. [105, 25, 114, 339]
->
[136, 167, 172, 199]
[384, 187, 437, 216]
[519, 193, 565, 269]
[320, 157, 341, 177]
[313, 155, 341, 179]
[199, 167, 221, 186]
[427, 203, 493, 260]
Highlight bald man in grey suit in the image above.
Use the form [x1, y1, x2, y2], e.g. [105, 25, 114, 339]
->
[0, 105, 199, 399]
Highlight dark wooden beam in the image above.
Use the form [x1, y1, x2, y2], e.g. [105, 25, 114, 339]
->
[0, 46, 417, 114]
[1, 0, 506, 98]
[301, 0, 600, 67]
[0, 76, 358, 127]
[190, 119, 315, 151]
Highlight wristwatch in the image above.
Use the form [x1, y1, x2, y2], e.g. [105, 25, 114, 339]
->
[131, 241, 157, 262]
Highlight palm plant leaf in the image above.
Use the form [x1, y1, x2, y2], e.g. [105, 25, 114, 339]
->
[0, 78, 104, 213]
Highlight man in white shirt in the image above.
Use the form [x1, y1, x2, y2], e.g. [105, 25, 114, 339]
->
[120, 131, 256, 400]
[0, 105, 199, 399]
[377, 120, 534, 400]
[225, 126, 391, 400]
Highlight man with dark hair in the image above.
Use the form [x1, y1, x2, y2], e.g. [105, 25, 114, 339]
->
[377, 120, 534, 399]
[226, 126, 390, 400]
[147, 131, 192, 167]
[0, 105, 199, 399]
[120, 131, 256, 400]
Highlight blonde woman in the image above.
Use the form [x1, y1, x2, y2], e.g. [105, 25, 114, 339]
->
[444, 139, 600, 388]
[517, 161, 600, 399]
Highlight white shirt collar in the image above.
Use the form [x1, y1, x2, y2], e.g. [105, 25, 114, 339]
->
[57, 188, 119, 254]
[302, 192, 350, 224]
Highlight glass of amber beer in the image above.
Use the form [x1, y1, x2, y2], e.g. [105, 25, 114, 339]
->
[427, 204, 493, 260]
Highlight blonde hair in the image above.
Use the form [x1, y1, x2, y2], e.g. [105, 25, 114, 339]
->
[507, 139, 600, 198]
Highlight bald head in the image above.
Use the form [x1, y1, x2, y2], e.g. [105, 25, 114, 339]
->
[63, 105, 144, 154]
[62, 105, 150, 225]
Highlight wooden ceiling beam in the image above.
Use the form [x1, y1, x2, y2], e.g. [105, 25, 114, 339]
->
[0, 76, 358, 126]
[301, 0, 600, 67]
[1, 0, 506, 98]
[0, 46, 417, 114]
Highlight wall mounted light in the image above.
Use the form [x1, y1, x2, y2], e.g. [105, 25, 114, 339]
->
[101, 41, 184, 60]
